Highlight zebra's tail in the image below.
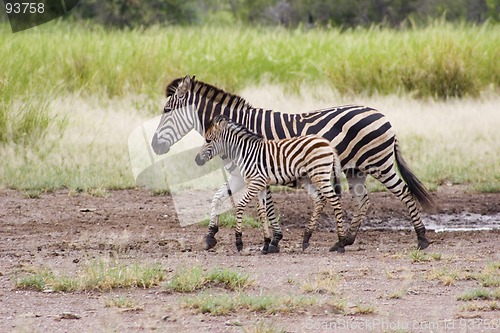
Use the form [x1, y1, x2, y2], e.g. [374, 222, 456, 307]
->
[394, 139, 436, 212]
[332, 149, 342, 197]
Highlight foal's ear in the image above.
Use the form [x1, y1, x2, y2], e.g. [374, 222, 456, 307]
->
[216, 115, 228, 129]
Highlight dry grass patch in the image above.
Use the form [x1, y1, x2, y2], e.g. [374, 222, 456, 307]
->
[301, 270, 340, 295]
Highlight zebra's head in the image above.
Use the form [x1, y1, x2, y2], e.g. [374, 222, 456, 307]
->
[151, 75, 198, 155]
[195, 115, 229, 166]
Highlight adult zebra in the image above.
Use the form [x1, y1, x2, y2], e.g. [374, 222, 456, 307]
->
[151, 75, 435, 251]
[195, 115, 345, 253]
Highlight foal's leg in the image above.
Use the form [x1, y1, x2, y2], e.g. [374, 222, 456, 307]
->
[205, 175, 246, 250]
[302, 181, 326, 250]
[234, 181, 264, 252]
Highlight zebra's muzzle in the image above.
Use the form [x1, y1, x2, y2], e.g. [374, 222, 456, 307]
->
[195, 154, 206, 166]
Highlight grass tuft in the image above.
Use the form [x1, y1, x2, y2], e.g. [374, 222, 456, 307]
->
[182, 292, 317, 316]
[199, 212, 261, 229]
[15, 260, 166, 292]
[164, 266, 253, 293]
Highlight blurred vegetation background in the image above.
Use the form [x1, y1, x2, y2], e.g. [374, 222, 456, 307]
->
[1, 0, 499, 27]
[65, 0, 500, 27]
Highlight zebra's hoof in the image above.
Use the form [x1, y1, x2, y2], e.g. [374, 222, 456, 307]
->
[205, 235, 217, 250]
[267, 244, 280, 253]
[329, 242, 345, 253]
[236, 242, 243, 252]
[302, 242, 310, 251]
[417, 237, 431, 250]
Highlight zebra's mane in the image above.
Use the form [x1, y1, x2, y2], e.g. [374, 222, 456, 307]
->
[165, 77, 253, 109]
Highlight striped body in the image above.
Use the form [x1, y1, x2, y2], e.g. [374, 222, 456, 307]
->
[152, 76, 435, 251]
[195, 115, 345, 252]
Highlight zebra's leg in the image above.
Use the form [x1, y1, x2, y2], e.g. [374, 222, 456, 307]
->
[257, 191, 272, 254]
[265, 188, 283, 254]
[343, 168, 371, 247]
[301, 181, 326, 251]
[370, 166, 431, 250]
[234, 182, 262, 252]
[205, 175, 246, 250]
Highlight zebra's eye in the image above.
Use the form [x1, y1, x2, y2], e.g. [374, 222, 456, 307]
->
[206, 139, 212, 144]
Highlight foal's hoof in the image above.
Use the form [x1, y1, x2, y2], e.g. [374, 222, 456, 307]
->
[261, 242, 270, 255]
[329, 242, 345, 253]
[417, 237, 431, 250]
[343, 234, 356, 246]
[205, 235, 217, 250]
[302, 242, 310, 251]
[267, 244, 280, 253]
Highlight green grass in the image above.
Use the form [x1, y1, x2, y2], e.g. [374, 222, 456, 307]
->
[1, 21, 498, 100]
[164, 266, 253, 292]
[15, 260, 166, 292]
[199, 212, 261, 229]
[457, 288, 500, 301]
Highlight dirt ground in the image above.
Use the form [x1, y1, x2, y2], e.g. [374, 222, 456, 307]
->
[0, 186, 499, 333]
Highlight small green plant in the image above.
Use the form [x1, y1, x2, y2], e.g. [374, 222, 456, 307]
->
[349, 303, 376, 315]
[104, 296, 141, 309]
[409, 249, 429, 262]
[302, 270, 340, 295]
[388, 289, 407, 299]
[460, 302, 500, 312]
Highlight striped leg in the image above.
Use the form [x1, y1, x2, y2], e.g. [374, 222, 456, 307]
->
[343, 169, 371, 246]
[205, 175, 246, 250]
[257, 191, 272, 254]
[234, 181, 265, 252]
[301, 182, 326, 251]
[264, 188, 283, 253]
[370, 166, 430, 249]
[309, 177, 347, 253]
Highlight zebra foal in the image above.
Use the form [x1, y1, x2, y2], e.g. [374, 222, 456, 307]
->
[195, 115, 346, 253]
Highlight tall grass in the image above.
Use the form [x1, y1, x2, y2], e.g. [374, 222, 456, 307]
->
[0, 21, 498, 100]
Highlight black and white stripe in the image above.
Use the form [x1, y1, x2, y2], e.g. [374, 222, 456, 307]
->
[195, 115, 345, 253]
[152, 75, 435, 251]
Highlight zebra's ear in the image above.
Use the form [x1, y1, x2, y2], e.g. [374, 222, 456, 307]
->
[178, 75, 193, 96]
